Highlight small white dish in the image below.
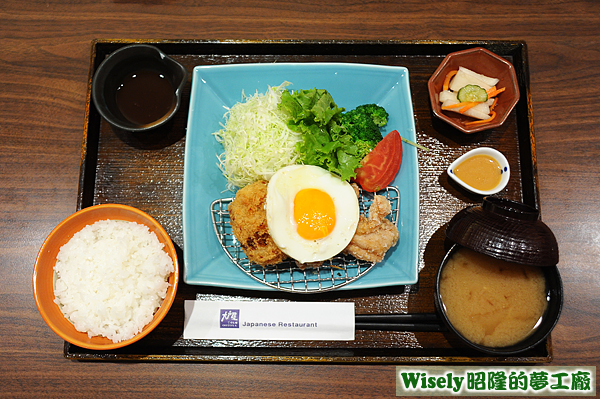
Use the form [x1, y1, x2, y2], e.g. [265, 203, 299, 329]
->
[447, 147, 510, 195]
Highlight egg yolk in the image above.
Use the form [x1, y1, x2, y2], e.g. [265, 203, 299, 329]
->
[293, 188, 336, 240]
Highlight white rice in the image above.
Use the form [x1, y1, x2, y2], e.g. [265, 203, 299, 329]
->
[53, 219, 175, 343]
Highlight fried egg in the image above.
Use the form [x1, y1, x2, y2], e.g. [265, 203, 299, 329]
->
[266, 165, 360, 264]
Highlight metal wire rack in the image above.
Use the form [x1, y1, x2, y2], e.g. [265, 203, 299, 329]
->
[210, 186, 400, 293]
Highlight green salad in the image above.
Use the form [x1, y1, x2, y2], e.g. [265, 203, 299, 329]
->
[214, 82, 390, 189]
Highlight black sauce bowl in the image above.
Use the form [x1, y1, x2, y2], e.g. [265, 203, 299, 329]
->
[91, 44, 188, 132]
[434, 244, 563, 355]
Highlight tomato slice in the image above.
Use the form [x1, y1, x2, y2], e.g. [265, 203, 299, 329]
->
[354, 130, 403, 192]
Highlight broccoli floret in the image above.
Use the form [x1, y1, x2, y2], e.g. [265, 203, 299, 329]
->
[354, 104, 389, 127]
[340, 104, 389, 159]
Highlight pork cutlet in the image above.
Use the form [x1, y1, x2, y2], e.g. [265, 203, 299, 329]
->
[228, 180, 288, 265]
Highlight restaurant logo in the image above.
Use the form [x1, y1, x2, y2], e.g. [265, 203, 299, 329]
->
[220, 309, 240, 328]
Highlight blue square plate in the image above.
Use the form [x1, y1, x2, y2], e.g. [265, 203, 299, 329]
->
[183, 62, 419, 291]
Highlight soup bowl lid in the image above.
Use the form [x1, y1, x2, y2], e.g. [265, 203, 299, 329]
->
[445, 196, 559, 267]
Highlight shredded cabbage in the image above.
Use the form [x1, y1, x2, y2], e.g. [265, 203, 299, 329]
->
[213, 82, 303, 191]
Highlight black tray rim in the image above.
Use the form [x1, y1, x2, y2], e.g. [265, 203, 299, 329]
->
[72, 39, 546, 363]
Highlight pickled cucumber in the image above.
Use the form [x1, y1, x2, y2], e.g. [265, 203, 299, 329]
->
[457, 85, 488, 103]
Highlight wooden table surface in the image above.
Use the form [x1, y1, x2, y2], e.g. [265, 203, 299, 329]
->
[2, 1, 598, 397]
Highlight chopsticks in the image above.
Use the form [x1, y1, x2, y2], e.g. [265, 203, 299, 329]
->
[355, 313, 446, 332]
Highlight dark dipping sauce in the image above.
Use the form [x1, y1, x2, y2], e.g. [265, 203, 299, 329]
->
[115, 69, 176, 126]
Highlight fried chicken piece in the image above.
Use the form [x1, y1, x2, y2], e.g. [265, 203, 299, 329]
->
[228, 180, 288, 266]
[344, 194, 399, 263]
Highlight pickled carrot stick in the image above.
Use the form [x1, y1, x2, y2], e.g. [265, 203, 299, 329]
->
[442, 70, 458, 91]
[487, 87, 506, 98]
[441, 101, 475, 110]
[458, 102, 480, 114]
[464, 111, 497, 126]
[489, 97, 499, 112]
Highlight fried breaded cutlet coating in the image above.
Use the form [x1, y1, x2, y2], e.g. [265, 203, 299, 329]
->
[344, 194, 399, 263]
[228, 180, 288, 266]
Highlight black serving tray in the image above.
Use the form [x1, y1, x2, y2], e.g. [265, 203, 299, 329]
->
[68, 39, 551, 362]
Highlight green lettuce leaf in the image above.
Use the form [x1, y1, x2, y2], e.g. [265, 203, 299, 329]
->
[278, 88, 362, 181]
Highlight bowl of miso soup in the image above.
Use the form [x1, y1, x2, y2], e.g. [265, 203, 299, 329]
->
[435, 197, 563, 355]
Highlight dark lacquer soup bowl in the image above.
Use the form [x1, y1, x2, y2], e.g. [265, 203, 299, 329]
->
[434, 197, 563, 355]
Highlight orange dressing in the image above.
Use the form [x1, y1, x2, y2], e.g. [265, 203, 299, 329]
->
[454, 154, 502, 191]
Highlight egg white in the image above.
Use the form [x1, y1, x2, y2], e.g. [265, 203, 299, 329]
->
[266, 165, 359, 264]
